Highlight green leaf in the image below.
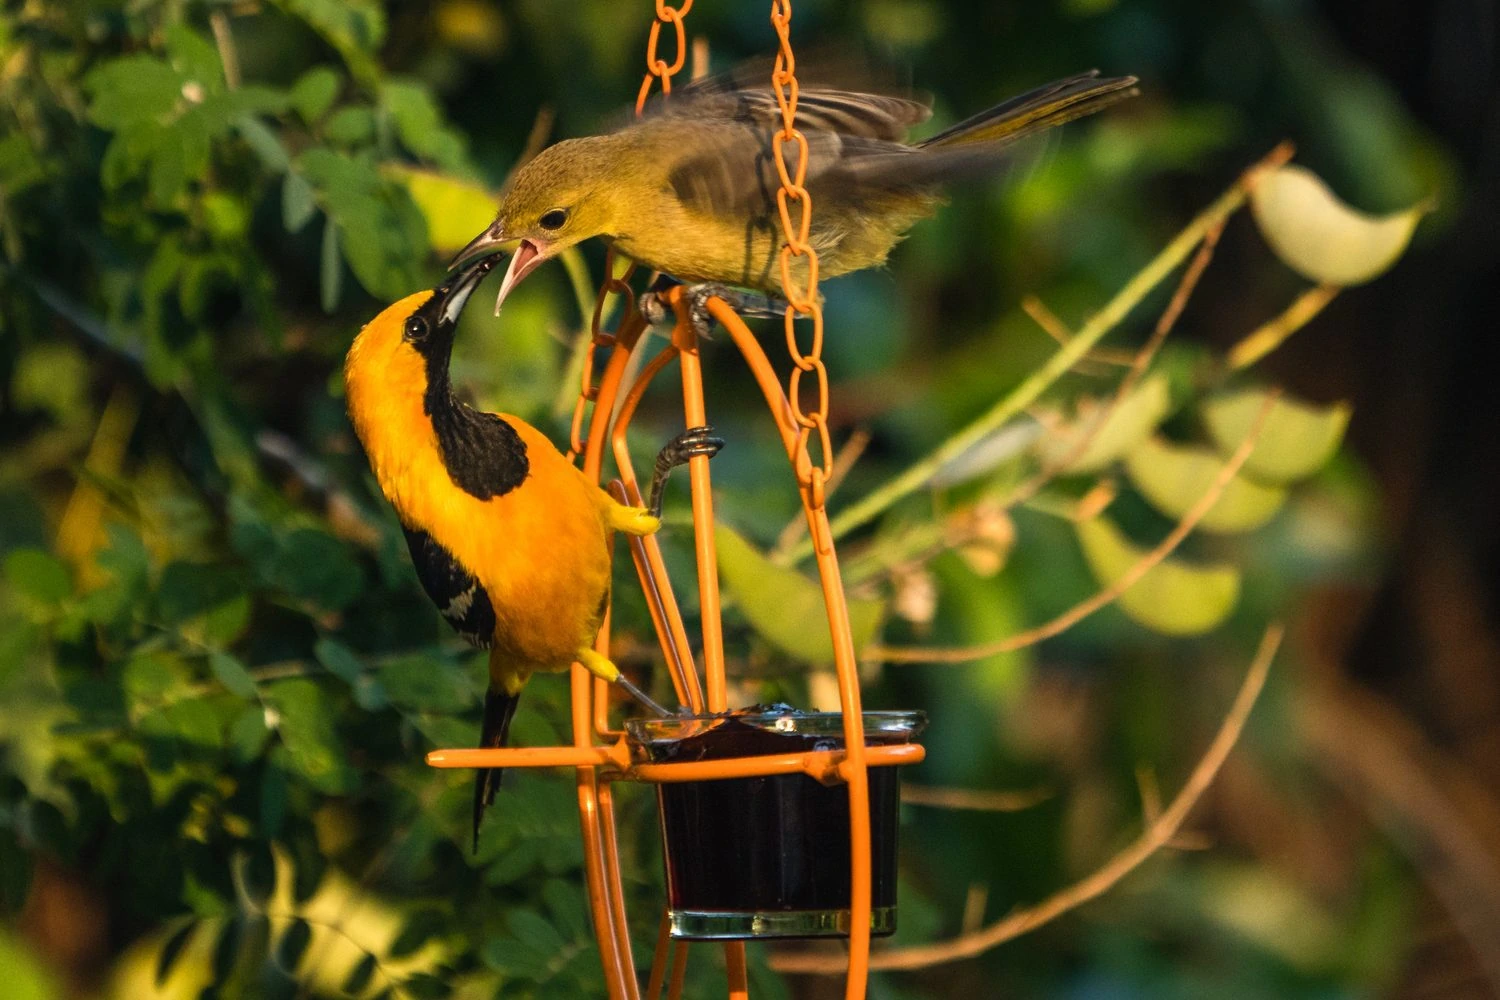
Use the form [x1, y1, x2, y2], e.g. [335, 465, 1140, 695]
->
[229, 705, 271, 763]
[313, 638, 364, 684]
[157, 561, 243, 624]
[1251, 164, 1430, 286]
[377, 654, 471, 713]
[0, 929, 62, 1000]
[165, 25, 224, 93]
[320, 215, 342, 312]
[155, 919, 198, 987]
[301, 148, 427, 297]
[124, 652, 190, 703]
[382, 80, 468, 171]
[4, 549, 71, 605]
[1125, 436, 1288, 533]
[85, 55, 182, 129]
[1203, 390, 1352, 484]
[1075, 516, 1240, 635]
[274, 0, 387, 86]
[323, 106, 375, 145]
[265, 529, 365, 610]
[342, 953, 378, 995]
[11, 343, 89, 424]
[235, 116, 289, 172]
[505, 909, 566, 956]
[273, 917, 312, 974]
[383, 165, 496, 256]
[716, 524, 885, 663]
[290, 67, 340, 123]
[282, 172, 317, 232]
[209, 652, 258, 700]
[267, 679, 358, 794]
[1038, 374, 1171, 474]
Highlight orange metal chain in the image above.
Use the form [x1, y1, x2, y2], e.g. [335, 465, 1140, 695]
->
[636, 0, 694, 114]
[768, 0, 833, 518]
[571, 0, 693, 458]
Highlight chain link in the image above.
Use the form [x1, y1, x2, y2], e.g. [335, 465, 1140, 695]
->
[636, 0, 694, 114]
[768, 0, 833, 506]
[570, 1, 692, 459]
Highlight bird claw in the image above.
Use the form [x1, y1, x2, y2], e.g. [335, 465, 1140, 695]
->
[647, 425, 725, 517]
[637, 283, 789, 339]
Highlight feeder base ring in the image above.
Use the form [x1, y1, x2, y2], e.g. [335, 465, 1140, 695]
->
[669, 905, 897, 940]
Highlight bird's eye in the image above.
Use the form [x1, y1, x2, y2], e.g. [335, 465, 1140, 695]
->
[404, 316, 428, 340]
[539, 208, 568, 231]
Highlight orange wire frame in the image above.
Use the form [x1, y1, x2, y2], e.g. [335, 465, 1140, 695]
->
[425, 284, 922, 999]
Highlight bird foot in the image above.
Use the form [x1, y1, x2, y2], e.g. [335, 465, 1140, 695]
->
[577, 648, 670, 717]
[638, 281, 789, 339]
[609, 505, 661, 537]
[647, 425, 725, 517]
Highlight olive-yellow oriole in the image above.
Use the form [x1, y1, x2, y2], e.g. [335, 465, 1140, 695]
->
[344, 253, 721, 847]
[455, 69, 1137, 311]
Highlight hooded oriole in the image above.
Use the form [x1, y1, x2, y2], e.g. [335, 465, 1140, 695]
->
[344, 253, 721, 846]
[454, 69, 1137, 312]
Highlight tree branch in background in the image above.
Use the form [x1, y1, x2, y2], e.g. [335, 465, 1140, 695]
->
[901, 784, 1054, 812]
[772, 623, 1284, 975]
[1003, 218, 1225, 511]
[868, 389, 1280, 664]
[1227, 284, 1341, 370]
[798, 142, 1295, 562]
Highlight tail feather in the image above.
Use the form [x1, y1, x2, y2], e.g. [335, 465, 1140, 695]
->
[472, 685, 521, 853]
[918, 71, 1138, 150]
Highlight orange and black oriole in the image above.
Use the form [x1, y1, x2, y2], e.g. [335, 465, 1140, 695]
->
[344, 253, 719, 848]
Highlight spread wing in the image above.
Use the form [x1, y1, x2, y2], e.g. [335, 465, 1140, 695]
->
[639, 58, 932, 142]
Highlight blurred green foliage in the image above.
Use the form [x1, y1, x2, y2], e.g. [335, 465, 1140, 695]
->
[0, 0, 1450, 997]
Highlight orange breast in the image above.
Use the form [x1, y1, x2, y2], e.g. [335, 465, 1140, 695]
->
[346, 309, 615, 672]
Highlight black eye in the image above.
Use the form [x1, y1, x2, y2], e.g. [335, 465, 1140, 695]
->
[539, 209, 568, 230]
[404, 316, 428, 340]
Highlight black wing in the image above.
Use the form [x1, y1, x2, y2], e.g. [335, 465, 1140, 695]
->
[402, 526, 497, 647]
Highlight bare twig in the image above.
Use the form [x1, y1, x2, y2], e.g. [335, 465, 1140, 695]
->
[901, 784, 1053, 812]
[1227, 284, 1340, 370]
[771, 624, 1283, 974]
[960, 884, 988, 934]
[210, 10, 241, 90]
[1004, 220, 1225, 510]
[1021, 296, 1135, 369]
[868, 389, 1280, 664]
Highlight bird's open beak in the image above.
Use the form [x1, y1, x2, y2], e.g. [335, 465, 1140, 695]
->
[437, 252, 505, 328]
[490, 238, 547, 317]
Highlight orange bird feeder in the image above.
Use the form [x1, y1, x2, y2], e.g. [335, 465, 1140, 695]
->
[425, 2, 924, 997]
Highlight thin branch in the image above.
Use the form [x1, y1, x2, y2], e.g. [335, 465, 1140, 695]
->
[771, 623, 1284, 974]
[787, 142, 1294, 564]
[773, 428, 873, 556]
[1004, 219, 1224, 510]
[1227, 284, 1340, 370]
[210, 10, 241, 90]
[960, 884, 988, 934]
[868, 389, 1280, 664]
[1021, 296, 1135, 369]
[901, 784, 1053, 812]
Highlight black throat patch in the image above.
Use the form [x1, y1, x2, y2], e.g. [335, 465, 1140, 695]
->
[406, 289, 531, 500]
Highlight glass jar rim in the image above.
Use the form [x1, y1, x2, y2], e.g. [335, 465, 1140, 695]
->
[625, 709, 926, 746]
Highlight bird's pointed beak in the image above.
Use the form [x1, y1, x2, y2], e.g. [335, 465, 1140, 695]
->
[436, 252, 505, 328]
[448, 221, 507, 271]
[491, 238, 547, 317]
